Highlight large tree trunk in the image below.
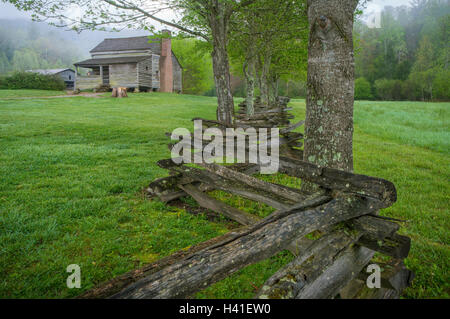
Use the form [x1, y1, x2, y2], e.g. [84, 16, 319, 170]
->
[209, 4, 235, 126]
[303, 0, 358, 173]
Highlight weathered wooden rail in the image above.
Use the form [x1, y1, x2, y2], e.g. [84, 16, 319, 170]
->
[79, 156, 412, 299]
[191, 96, 304, 160]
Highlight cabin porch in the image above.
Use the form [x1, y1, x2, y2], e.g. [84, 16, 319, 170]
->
[74, 64, 110, 91]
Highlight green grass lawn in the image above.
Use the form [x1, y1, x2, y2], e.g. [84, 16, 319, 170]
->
[0, 91, 448, 298]
[0, 89, 67, 98]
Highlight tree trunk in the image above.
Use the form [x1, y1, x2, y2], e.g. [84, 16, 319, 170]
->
[209, 4, 235, 126]
[303, 0, 358, 174]
[269, 73, 279, 106]
[112, 87, 128, 98]
[260, 50, 272, 107]
[244, 45, 257, 116]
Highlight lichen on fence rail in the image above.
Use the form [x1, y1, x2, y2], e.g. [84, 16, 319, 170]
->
[79, 156, 412, 299]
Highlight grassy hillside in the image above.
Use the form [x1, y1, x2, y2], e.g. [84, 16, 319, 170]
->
[0, 91, 448, 298]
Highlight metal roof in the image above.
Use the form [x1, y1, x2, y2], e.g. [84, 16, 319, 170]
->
[26, 68, 75, 75]
[90, 36, 161, 54]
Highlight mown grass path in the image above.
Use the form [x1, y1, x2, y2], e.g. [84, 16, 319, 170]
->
[0, 92, 448, 298]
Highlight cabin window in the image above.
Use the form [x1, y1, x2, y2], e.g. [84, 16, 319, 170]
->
[91, 67, 101, 76]
[69, 75, 72, 80]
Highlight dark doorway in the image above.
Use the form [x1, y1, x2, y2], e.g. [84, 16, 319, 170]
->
[102, 66, 110, 85]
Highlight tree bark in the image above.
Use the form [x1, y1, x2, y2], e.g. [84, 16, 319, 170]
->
[112, 87, 128, 98]
[260, 50, 272, 107]
[303, 0, 358, 172]
[268, 73, 279, 106]
[209, 3, 235, 126]
[244, 46, 257, 116]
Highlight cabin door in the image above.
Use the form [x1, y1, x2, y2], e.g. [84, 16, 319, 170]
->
[102, 66, 110, 85]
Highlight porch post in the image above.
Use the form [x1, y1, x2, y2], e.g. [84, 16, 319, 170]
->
[75, 66, 79, 91]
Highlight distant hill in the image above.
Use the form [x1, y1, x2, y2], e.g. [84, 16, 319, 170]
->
[0, 18, 149, 74]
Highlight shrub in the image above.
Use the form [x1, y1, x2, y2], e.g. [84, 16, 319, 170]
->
[401, 78, 421, 101]
[374, 78, 403, 101]
[433, 69, 450, 101]
[0, 72, 66, 91]
[354, 77, 372, 100]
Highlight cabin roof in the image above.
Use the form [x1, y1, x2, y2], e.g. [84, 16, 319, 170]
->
[26, 68, 75, 75]
[90, 36, 162, 54]
[74, 56, 150, 68]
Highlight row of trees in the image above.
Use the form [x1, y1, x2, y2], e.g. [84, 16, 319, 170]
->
[226, 0, 308, 114]
[354, 0, 449, 101]
[174, 0, 449, 102]
[167, 1, 308, 102]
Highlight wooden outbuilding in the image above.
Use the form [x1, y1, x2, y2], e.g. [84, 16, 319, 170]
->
[74, 31, 182, 93]
[26, 68, 75, 89]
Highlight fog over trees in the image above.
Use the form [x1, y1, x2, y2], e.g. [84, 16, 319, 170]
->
[0, 18, 148, 73]
[354, 0, 449, 101]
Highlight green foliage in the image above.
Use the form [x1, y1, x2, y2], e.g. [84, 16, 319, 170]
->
[0, 72, 66, 90]
[171, 38, 214, 95]
[401, 78, 422, 101]
[355, 0, 450, 101]
[0, 20, 83, 74]
[374, 78, 403, 101]
[354, 77, 373, 100]
[433, 69, 450, 100]
[227, 0, 308, 100]
[277, 80, 307, 99]
[12, 48, 42, 71]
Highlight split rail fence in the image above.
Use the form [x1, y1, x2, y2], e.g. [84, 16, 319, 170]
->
[79, 97, 413, 299]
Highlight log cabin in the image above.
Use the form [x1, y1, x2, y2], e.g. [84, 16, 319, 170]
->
[74, 30, 182, 93]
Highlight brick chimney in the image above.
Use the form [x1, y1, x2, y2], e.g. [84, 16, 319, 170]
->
[159, 29, 173, 93]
